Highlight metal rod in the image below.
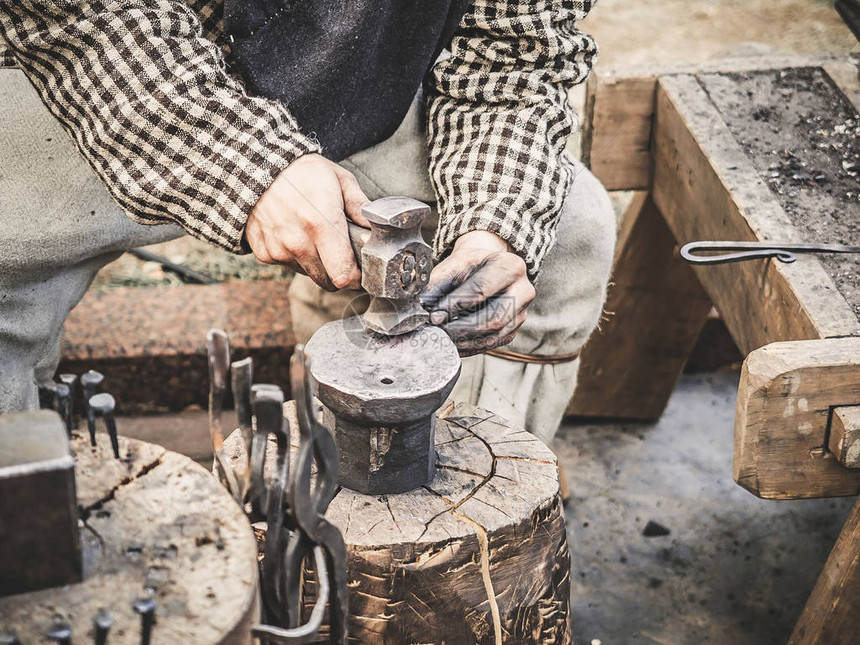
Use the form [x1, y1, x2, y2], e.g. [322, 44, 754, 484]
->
[680, 240, 860, 266]
[207, 329, 244, 504]
[128, 248, 219, 285]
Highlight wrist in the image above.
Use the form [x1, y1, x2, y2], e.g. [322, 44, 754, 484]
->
[454, 230, 511, 253]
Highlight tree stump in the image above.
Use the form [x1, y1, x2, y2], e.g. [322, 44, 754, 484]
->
[279, 401, 572, 644]
[0, 432, 258, 644]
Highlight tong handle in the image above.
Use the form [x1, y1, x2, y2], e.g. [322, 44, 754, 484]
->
[680, 241, 860, 266]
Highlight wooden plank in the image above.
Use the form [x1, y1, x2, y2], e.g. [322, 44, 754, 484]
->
[581, 72, 656, 191]
[790, 494, 860, 644]
[651, 73, 860, 355]
[734, 338, 860, 500]
[828, 406, 860, 469]
[822, 58, 860, 113]
[581, 55, 840, 191]
[567, 194, 712, 420]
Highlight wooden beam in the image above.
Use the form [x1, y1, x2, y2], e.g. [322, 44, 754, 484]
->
[734, 338, 860, 500]
[567, 193, 711, 420]
[790, 494, 860, 644]
[581, 55, 842, 191]
[821, 58, 860, 113]
[581, 72, 656, 191]
[651, 73, 860, 355]
[828, 406, 860, 469]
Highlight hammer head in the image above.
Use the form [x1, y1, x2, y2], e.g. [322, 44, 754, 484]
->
[359, 197, 432, 301]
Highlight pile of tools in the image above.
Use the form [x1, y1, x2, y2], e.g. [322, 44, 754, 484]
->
[205, 329, 348, 644]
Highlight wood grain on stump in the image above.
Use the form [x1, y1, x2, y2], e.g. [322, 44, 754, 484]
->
[238, 401, 571, 644]
[0, 432, 258, 644]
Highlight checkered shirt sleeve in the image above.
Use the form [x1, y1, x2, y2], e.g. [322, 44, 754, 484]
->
[0, 1, 321, 252]
[426, 0, 598, 279]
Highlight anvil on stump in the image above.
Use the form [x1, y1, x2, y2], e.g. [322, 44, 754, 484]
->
[224, 401, 573, 644]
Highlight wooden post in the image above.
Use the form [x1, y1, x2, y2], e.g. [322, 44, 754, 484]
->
[790, 494, 860, 644]
[829, 406, 860, 469]
[734, 338, 860, 499]
[567, 193, 712, 420]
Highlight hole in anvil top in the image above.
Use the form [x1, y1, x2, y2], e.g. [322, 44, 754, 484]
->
[380, 377, 394, 385]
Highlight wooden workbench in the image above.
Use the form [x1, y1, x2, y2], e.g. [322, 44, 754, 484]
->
[568, 55, 860, 643]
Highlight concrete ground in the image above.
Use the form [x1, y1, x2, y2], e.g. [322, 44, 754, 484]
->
[556, 370, 855, 645]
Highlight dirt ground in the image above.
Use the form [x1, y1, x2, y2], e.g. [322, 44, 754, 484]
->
[93, 0, 858, 289]
[583, 0, 855, 69]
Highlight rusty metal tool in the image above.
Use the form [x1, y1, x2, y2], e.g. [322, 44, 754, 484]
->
[46, 621, 72, 645]
[252, 347, 347, 644]
[231, 357, 255, 500]
[680, 240, 860, 265]
[251, 385, 290, 623]
[305, 319, 460, 494]
[345, 196, 432, 335]
[38, 381, 58, 411]
[252, 547, 330, 645]
[55, 383, 72, 437]
[132, 597, 157, 645]
[207, 329, 244, 505]
[59, 373, 77, 433]
[0, 410, 82, 597]
[248, 383, 281, 518]
[82, 370, 105, 446]
[286, 348, 346, 640]
[89, 393, 120, 459]
[231, 357, 254, 452]
[304, 197, 461, 495]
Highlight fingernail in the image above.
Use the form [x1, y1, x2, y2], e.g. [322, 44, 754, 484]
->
[430, 311, 447, 325]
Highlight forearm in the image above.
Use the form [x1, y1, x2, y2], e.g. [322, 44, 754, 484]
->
[425, 0, 598, 280]
[0, 1, 320, 251]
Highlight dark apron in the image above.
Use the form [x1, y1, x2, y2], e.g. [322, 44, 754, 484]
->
[224, 0, 470, 161]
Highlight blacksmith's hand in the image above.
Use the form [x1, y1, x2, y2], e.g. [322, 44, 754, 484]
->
[420, 231, 535, 357]
[245, 154, 370, 291]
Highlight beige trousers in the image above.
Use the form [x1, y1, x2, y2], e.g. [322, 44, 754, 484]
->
[289, 93, 616, 443]
[0, 70, 183, 413]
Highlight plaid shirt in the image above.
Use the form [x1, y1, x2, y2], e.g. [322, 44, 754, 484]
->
[0, 1, 596, 279]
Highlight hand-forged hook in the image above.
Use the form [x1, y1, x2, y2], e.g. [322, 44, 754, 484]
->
[680, 241, 860, 266]
[252, 546, 330, 645]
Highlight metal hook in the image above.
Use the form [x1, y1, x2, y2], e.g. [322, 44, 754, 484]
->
[680, 240, 860, 266]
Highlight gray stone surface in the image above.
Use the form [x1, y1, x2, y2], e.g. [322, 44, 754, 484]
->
[556, 369, 855, 645]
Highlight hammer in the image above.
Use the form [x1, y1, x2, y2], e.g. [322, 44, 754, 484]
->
[345, 197, 432, 336]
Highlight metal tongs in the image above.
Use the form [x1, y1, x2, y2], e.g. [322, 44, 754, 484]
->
[206, 331, 347, 644]
[680, 241, 860, 266]
[252, 348, 348, 644]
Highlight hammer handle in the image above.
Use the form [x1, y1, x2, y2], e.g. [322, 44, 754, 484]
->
[347, 220, 371, 267]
